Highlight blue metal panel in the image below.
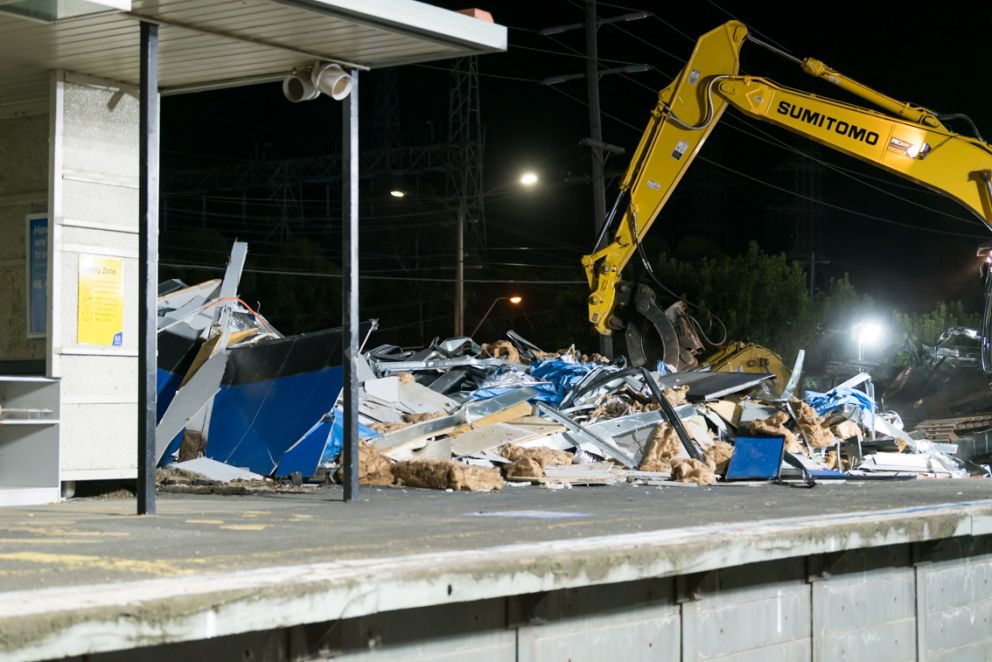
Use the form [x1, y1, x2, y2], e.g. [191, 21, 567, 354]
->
[205, 366, 343, 475]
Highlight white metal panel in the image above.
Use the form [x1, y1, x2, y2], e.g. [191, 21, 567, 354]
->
[290, 0, 507, 52]
[0, 486, 61, 506]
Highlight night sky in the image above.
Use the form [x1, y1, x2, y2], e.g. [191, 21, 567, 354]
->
[160, 1, 992, 346]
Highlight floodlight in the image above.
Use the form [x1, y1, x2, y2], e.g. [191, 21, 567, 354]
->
[314, 63, 352, 101]
[283, 62, 352, 103]
[852, 320, 886, 361]
[283, 70, 318, 103]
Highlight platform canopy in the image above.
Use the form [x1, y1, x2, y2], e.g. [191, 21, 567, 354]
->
[0, 0, 506, 113]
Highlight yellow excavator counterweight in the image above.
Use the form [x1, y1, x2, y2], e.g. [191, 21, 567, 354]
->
[701, 342, 791, 397]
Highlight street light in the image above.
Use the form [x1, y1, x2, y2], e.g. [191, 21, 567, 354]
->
[470, 295, 522, 338]
[851, 320, 885, 361]
[519, 171, 539, 187]
[455, 169, 538, 337]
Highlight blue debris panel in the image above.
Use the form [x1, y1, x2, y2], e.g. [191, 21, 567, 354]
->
[158, 323, 371, 477]
[203, 327, 364, 476]
[726, 436, 786, 481]
[276, 409, 381, 478]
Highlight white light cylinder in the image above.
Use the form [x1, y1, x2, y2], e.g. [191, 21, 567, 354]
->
[282, 73, 318, 103]
[314, 63, 352, 101]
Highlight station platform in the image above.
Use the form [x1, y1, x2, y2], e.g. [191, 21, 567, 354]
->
[2, 480, 991, 660]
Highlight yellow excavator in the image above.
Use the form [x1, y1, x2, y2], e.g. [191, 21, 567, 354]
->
[582, 20, 992, 382]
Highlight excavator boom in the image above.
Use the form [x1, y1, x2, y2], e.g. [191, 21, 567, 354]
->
[584, 20, 992, 369]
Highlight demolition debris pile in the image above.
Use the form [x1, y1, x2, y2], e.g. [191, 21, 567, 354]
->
[309, 333, 988, 492]
[158, 324, 989, 492]
[153, 247, 990, 492]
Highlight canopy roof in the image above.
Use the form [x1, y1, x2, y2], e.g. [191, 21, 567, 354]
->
[0, 0, 506, 113]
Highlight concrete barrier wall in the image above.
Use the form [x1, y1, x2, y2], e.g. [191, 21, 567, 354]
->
[72, 535, 992, 662]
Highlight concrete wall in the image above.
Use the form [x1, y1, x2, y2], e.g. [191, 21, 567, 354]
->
[74, 536, 992, 661]
[0, 71, 141, 481]
[50, 73, 139, 480]
[0, 107, 48, 364]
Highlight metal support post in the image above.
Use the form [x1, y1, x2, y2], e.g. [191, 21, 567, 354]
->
[137, 21, 159, 515]
[342, 70, 360, 501]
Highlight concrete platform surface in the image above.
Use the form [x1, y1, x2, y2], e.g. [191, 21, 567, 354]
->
[1, 480, 992, 660]
[2, 480, 992, 590]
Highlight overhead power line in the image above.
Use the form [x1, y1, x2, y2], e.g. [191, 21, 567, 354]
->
[161, 262, 586, 285]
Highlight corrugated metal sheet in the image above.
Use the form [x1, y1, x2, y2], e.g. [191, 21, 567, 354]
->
[0, 0, 506, 104]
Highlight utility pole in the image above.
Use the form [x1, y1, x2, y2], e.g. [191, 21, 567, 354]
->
[585, 0, 607, 239]
[585, 0, 610, 357]
[542, 3, 648, 357]
[447, 57, 485, 338]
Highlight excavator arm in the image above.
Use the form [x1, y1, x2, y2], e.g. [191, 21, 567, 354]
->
[584, 20, 992, 368]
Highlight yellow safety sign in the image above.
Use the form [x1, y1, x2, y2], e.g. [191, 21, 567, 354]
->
[78, 255, 123, 346]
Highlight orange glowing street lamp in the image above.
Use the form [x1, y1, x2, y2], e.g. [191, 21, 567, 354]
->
[471, 296, 523, 338]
